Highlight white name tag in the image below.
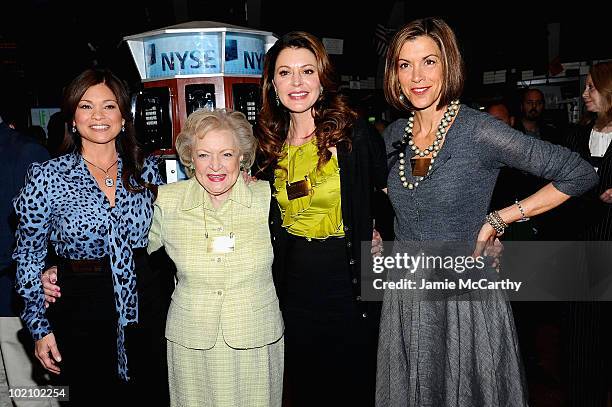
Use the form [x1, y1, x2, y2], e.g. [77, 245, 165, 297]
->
[207, 235, 235, 254]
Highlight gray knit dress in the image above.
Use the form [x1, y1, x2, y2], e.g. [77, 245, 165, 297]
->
[376, 106, 598, 406]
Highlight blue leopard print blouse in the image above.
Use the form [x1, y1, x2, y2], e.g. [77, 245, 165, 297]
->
[13, 152, 163, 380]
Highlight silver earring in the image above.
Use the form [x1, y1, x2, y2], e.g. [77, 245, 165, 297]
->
[275, 93, 280, 106]
[320, 85, 324, 94]
[121, 125, 125, 133]
[72, 125, 77, 133]
[399, 93, 405, 102]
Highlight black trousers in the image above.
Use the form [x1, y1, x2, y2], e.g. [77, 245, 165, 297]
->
[46, 249, 173, 406]
[282, 236, 379, 407]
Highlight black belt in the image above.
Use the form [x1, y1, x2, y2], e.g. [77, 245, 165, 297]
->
[61, 257, 109, 273]
[59, 248, 147, 273]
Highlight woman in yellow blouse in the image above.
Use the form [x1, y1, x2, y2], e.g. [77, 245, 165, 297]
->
[148, 109, 284, 407]
[256, 32, 387, 407]
[273, 137, 344, 237]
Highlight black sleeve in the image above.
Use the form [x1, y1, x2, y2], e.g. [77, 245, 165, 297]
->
[352, 118, 388, 190]
[367, 123, 388, 190]
[563, 124, 591, 160]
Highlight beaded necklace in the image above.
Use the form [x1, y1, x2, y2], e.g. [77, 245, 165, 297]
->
[398, 100, 460, 189]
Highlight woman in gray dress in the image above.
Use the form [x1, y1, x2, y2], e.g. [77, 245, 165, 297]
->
[375, 18, 598, 406]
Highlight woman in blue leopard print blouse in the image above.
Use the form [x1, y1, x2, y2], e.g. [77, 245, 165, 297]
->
[13, 69, 172, 405]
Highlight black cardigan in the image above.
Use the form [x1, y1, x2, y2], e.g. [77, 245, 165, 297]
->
[565, 123, 612, 240]
[261, 119, 388, 318]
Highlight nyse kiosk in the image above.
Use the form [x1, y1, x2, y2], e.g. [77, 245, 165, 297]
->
[124, 21, 276, 181]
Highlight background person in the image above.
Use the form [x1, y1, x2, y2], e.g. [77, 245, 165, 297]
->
[516, 88, 561, 144]
[485, 100, 515, 127]
[0, 100, 57, 407]
[565, 61, 612, 235]
[564, 60, 612, 406]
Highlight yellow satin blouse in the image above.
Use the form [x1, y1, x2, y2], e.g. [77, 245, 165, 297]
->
[273, 139, 344, 239]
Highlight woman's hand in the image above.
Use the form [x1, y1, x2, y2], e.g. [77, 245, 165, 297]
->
[371, 229, 384, 257]
[35, 333, 62, 374]
[41, 266, 60, 308]
[473, 223, 504, 269]
[600, 188, 612, 204]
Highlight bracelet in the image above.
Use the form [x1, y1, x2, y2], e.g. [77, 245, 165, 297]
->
[515, 199, 529, 222]
[486, 212, 506, 235]
[486, 211, 507, 235]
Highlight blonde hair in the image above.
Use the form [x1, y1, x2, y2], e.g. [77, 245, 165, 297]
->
[175, 109, 257, 177]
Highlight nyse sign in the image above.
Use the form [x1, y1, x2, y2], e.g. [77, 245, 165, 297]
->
[145, 33, 266, 78]
[160, 50, 218, 72]
[224, 33, 265, 75]
[145, 34, 221, 77]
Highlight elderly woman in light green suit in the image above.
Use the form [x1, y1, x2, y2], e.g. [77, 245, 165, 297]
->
[147, 109, 284, 407]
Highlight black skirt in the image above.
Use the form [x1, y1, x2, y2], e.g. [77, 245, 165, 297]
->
[46, 248, 173, 406]
[282, 235, 378, 407]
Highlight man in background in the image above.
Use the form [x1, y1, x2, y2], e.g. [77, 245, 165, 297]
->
[516, 88, 560, 144]
[485, 101, 515, 127]
[0, 101, 57, 407]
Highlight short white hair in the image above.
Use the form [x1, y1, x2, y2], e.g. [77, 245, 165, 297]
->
[175, 109, 257, 177]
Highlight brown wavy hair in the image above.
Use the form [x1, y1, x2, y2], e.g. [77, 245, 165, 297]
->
[255, 31, 357, 175]
[384, 17, 464, 112]
[62, 68, 151, 194]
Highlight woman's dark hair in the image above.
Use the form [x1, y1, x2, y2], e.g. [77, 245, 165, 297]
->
[46, 111, 72, 158]
[62, 68, 149, 193]
[384, 17, 465, 112]
[255, 31, 357, 175]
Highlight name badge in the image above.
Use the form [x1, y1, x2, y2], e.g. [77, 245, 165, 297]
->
[286, 176, 312, 200]
[207, 234, 235, 253]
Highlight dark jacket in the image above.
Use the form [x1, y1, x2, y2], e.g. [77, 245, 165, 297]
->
[492, 119, 566, 239]
[0, 122, 49, 316]
[514, 120, 563, 145]
[565, 123, 612, 240]
[261, 119, 388, 318]
[494, 120, 565, 208]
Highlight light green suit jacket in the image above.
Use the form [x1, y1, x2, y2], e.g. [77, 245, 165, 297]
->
[148, 177, 284, 350]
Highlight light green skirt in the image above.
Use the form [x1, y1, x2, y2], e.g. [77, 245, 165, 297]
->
[167, 333, 284, 407]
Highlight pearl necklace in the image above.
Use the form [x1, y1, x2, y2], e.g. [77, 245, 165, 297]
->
[398, 100, 460, 189]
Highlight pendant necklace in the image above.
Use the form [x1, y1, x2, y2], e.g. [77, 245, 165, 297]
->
[285, 139, 312, 200]
[398, 100, 460, 190]
[83, 156, 119, 187]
